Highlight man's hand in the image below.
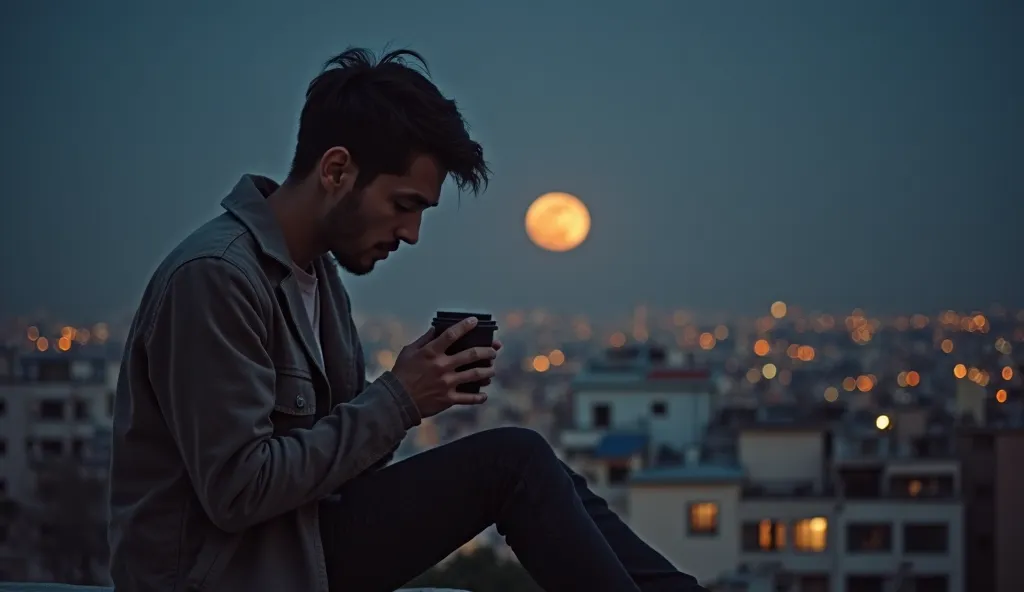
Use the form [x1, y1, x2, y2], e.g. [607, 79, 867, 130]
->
[391, 317, 498, 418]
[479, 338, 502, 388]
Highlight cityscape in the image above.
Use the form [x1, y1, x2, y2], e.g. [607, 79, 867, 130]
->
[3, 2, 1021, 591]
[1, 302, 1021, 591]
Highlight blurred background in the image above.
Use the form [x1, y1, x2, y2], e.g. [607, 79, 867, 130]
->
[1, 1, 1022, 591]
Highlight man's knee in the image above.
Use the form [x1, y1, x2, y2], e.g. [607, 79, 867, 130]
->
[480, 426, 553, 459]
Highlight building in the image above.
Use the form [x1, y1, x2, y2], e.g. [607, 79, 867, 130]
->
[0, 347, 116, 581]
[958, 425, 1024, 592]
[558, 344, 714, 515]
[627, 406, 964, 592]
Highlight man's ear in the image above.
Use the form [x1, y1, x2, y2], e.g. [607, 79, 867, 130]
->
[318, 147, 358, 195]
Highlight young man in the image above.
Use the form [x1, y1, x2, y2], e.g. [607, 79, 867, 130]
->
[107, 48, 705, 592]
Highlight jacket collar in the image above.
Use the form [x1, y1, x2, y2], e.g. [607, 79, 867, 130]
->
[221, 175, 293, 270]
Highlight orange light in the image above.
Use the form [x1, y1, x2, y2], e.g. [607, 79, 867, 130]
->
[36, 337, 49, 352]
[57, 336, 72, 352]
[753, 339, 770, 356]
[906, 371, 920, 387]
[856, 375, 873, 392]
[699, 332, 716, 350]
[842, 377, 857, 391]
[940, 339, 954, 354]
[549, 349, 566, 366]
[532, 355, 550, 372]
[953, 364, 967, 379]
[995, 389, 1007, 404]
[1002, 366, 1014, 381]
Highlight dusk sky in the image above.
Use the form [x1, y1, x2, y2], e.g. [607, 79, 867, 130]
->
[2, 0, 1021, 323]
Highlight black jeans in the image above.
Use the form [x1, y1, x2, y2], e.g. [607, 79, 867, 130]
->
[320, 426, 705, 592]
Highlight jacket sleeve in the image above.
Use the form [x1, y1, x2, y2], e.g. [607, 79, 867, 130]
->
[144, 256, 420, 533]
[351, 321, 404, 472]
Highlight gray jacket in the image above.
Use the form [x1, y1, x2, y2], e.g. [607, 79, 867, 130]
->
[107, 175, 421, 591]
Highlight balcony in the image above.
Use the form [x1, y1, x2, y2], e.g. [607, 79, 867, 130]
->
[559, 418, 649, 453]
[742, 480, 834, 499]
[560, 428, 604, 451]
[834, 436, 955, 464]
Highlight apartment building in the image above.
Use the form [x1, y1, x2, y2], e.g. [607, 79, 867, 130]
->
[958, 425, 1024, 592]
[0, 347, 116, 581]
[627, 408, 963, 592]
[558, 344, 714, 514]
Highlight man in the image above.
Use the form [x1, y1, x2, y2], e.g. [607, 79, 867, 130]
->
[108, 47, 705, 592]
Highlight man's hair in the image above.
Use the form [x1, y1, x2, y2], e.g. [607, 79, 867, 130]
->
[288, 47, 489, 194]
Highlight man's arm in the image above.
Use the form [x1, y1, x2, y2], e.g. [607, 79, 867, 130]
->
[145, 257, 420, 533]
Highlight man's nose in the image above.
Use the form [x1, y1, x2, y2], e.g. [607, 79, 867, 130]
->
[396, 220, 421, 245]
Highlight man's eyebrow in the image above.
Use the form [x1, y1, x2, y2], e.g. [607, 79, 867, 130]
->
[393, 190, 438, 208]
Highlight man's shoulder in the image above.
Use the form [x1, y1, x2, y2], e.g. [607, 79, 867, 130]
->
[139, 212, 273, 316]
[157, 212, 266, 284]
[166, 211, 255, 266]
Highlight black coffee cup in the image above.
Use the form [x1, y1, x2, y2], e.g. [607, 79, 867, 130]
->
[431, 311, 499, 394]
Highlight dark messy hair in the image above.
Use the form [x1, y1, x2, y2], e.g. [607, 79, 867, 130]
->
[288, 47, 489, 194]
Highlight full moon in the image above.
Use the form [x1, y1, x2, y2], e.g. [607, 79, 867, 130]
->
[524, 192, 591, 252]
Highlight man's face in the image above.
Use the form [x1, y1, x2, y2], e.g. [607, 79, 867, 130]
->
[319, 153, 444, 275]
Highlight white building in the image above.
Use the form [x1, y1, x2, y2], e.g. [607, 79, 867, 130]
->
[628, 416, 963, 592]
[0, 347, 116, 581]
[559, 344, 715, 515]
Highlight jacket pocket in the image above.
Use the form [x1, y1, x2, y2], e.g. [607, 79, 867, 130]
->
[271, 367, 317, 435]
[183, 527, 241, 592]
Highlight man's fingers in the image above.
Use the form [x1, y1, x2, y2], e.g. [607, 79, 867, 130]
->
[427, 317, 477, 354]
[411, 327, 435, 348]
[448, 392, 488, 405]
[444, 346, 497, 369]
[444, 365, 496, 387]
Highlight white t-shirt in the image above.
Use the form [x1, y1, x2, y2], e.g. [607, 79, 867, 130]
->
[291, 263, 323, 365]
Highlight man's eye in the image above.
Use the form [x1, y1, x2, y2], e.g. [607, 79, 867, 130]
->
[396, 202, 417, 213]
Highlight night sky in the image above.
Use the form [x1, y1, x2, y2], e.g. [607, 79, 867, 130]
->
[2, 0, 1021, 322]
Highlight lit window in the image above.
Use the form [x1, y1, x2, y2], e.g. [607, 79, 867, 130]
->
[742, 520, 786, 551]
[759, 519, 786, 550]
[793, 517, 828, 552]
[687, 502, 719, 536]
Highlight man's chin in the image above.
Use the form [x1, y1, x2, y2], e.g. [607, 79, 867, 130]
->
[331, 253, 376, 276]
[346, 262, 375, 276]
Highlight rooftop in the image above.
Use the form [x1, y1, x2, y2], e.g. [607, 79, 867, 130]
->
[630, 464, 744, 486]
[572, 343, 712, 390]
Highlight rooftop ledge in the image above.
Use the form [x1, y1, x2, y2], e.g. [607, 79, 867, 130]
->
[0, 581, 468, 585]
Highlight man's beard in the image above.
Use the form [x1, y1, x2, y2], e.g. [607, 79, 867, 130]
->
[331, 248, 375, 275]
[323, 187, 374, 275]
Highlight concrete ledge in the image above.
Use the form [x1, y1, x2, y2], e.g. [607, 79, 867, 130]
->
[1, 581, 468, 585]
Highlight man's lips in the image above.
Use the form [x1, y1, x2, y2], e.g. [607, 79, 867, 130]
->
[376, 244, 399, 259]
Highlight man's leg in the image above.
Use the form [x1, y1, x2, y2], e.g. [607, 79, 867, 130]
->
[561, 463, 708, 591]
[320, 426, 641, 592]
